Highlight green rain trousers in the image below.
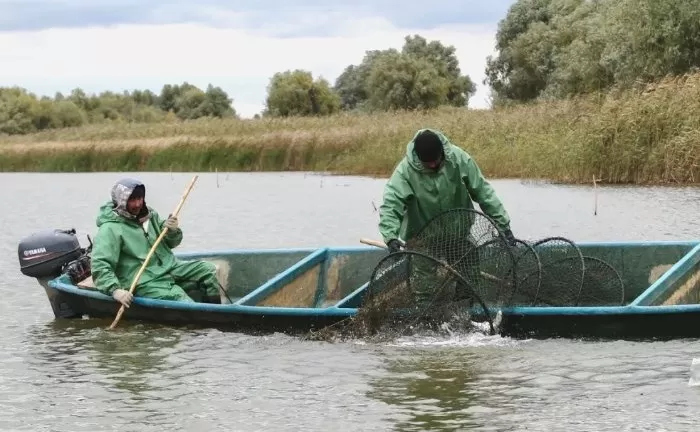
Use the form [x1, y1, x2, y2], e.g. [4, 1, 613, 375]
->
[90, 201, 221, 303]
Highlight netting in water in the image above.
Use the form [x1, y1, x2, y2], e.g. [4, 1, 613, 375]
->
[306, 208, 515, 342]
[349, 250, 501, 342]
[305, 208, 625, 343]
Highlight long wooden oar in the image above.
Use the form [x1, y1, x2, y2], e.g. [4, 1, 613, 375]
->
[108, 175, 199, 330]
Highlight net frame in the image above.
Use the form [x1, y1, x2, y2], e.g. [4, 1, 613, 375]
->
[304, 207, 628, 343]
[505, 238, 543, 307]
[577, 255, 625, 306]
[360, 249, 500, 337]
[404, 207, 521, 310]
[529, 236, 586, 306]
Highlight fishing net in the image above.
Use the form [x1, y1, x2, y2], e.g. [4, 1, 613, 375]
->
[577, 256, 625, 306]
[348, 250, 498, 342]
[405, 208, 519, 310]
[507, 239, 542, 306]
[508, 238, 624, 307]
[529, 237, 586, 306]
[305, 208, 516, 343]
[304, 208, 626, 343]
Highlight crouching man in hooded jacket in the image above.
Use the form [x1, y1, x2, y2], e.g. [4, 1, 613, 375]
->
[90, 178, 223, 308]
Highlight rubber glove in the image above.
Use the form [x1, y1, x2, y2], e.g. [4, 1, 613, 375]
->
[387, 239, 402, 253]
[113, 289, 133, 307]
[503, 229, 517, 247]
[164, 214, 179, 230]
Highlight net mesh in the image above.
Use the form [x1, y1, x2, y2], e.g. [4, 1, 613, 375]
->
[530, 237, 585, 306]
[348, 250, 497, 342]
[405, 208, 518, 310]
[304, 208, 626, 343]
[578, 256, 625, 306]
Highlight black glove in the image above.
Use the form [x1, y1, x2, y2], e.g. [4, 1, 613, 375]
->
[503, 228, 517, 246]
[386, 239, 402, 253]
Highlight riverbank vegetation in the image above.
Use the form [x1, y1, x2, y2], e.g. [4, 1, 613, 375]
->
[1, 0, 699, 184]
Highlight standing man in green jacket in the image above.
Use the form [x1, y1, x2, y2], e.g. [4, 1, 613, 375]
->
[90, 178, 224, 308]
[378, 128, 516, 305]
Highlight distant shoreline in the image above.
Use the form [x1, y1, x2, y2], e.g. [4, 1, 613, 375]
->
[1, 74, 699, 185]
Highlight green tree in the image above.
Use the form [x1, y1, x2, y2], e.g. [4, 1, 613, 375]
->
[333, 34, 475, 112]
[484, 0, 700, 104]
[0, 81, 237, 136]
[264, 70, 341, 117]
[202, 84, 237, 118]
[366, 51, 451, 110]
[0, 87, 40, 134]
[401, 35, 476, 107]
[334, 49, 399, 110]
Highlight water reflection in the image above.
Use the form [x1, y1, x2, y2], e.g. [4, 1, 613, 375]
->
[368, 347, 487, 431]
[367, 338, 700, 432]
[26, 320, 184, 397]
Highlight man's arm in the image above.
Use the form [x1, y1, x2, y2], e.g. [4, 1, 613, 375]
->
[458, 150, 511, 231]
[153, 209, 183, 249]
[378, 166, 413, 244]
[90, 225, 123, 296]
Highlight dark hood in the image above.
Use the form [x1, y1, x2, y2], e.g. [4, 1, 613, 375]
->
[107, 178, 150, 223]
[406, 128, 455, 173]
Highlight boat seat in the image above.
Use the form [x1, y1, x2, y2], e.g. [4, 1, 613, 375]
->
[77, 275, 97, 290]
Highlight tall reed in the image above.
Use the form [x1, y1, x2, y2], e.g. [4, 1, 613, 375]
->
[2, 73, 699, 184]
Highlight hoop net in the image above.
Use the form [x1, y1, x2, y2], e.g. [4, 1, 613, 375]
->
[304, 208, 625, 343]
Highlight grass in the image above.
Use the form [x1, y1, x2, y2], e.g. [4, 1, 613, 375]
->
[1, 73, 700, 184]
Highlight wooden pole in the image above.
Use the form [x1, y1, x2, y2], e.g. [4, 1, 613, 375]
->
[107, 175, 199, 330]
[593, 175, 601, 216]
[360, 238, 388, 249]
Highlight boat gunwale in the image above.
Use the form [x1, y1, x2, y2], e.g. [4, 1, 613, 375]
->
[172, 240, 700, 260]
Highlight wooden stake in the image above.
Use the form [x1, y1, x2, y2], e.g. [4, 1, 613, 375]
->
[593, 175, 599, 216]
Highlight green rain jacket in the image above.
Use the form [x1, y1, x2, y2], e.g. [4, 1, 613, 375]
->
[378, 128, 511, 244]
[90, 181, 184, 297]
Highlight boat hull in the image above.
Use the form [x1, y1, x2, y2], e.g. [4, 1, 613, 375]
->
[45, 279, 700, 339]
[32, 239, 700, 340]
[500, 305, 700, 340]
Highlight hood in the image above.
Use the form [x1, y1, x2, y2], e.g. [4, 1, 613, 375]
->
[405, 128, 454, 173]
[96, 178, 151, 226]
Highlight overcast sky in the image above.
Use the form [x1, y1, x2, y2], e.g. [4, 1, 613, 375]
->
[0, 0, 517, 117]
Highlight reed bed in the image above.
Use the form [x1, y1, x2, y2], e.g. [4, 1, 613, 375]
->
[2, 73, 699, 184]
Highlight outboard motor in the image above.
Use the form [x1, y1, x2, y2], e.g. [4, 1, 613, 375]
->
[18, 228, 92, 318]
[18, 228, 85, 279]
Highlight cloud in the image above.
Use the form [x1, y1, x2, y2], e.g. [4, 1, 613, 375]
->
[0, 14, 500, 117]
[0, 0, 514, 32]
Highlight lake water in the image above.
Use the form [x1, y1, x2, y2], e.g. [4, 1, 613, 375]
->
[1, 172, 700, 431]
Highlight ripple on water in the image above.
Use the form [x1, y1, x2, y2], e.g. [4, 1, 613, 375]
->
[1, 173, 700, 431]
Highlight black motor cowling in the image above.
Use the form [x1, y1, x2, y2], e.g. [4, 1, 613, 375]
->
[18, 228, 85, 279]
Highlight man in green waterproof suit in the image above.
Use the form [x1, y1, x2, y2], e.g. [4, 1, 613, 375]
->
[91, 178, 223, 309]
[378, 128, 517, 306]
